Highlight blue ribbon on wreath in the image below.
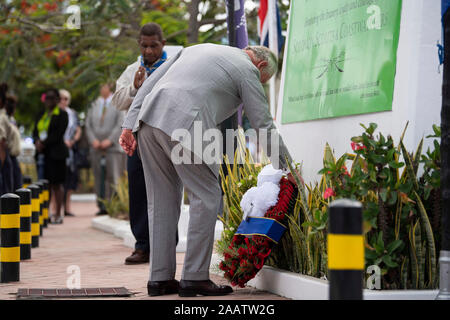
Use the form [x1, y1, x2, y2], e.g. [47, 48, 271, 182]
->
[235, 217, 287, 244]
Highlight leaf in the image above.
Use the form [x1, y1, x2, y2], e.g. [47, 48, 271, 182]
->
[400, 140, 420, 191]
[382, 255, 398, 268]
[413, 191, 437, 288]
[388, 161, 404, 169]
[412, 138, 423, 175]
[387, 239, 403, 255]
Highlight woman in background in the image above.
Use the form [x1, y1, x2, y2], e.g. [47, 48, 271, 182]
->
[33, 89, 68, 224]
[59, 89, 82, 217]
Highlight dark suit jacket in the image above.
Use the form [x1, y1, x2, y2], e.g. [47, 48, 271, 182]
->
[33, 108, 69, 161]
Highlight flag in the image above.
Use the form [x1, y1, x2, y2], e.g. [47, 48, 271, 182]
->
[258, 0, 284, 54]
[226, 0, 249, 126]
[227, 0, 249, 49]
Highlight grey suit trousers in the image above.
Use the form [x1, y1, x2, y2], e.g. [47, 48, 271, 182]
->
[137, 124, 222, 281]
[90, 149, 127, 200]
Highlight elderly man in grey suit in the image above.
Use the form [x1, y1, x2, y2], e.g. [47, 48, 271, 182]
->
[119, 44, 294, 297]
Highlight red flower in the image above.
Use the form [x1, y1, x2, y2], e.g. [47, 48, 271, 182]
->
[341, 165, 350, 176]
[351, 141, 367, 151]
[237, 247, 247, 256]
[324, 187, 336, 199]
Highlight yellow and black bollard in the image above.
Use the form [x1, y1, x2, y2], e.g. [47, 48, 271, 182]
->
[22, 176, 32, 189]
[27, 184, 40, 248]
[34, 181, 44, 236]
[39, 179, 49, 227]
[0, 193, 21, 282]
[15, 188, 32, 261]
[328, 199, 364, 300]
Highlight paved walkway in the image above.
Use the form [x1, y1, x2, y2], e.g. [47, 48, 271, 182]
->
[0, 199, 286, 300]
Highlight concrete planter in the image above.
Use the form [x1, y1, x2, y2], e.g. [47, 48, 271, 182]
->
[210, 253, 439, 300]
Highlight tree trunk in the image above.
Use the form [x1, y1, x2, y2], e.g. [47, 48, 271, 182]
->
[188, 0, 200, 44]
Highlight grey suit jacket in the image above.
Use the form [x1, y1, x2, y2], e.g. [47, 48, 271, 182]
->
[85, 96, 125, 153]
[122, 43, 292, 176]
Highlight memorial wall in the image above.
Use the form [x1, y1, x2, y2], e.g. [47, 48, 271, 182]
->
[277, 0, 442, 183]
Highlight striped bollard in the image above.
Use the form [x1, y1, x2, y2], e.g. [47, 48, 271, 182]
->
[27, 184, 40, 248]
[22, 176, 32, 189]
[39, 179, 49, 227]
[15, 188, 32, 260]
[328, 199, 364, 300]
[34, 181, 44, 236]
[0, 194, 21, 282]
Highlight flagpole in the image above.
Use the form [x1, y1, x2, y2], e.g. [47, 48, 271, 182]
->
[268, 0, 278, 118]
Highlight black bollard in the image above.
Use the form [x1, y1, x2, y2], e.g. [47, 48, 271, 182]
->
[328, 199, 364, 300]
[15, 188, 32, 260]
[27, 184, 40, 248]
[0, 193, 21, 282]
[34, 181, 44, 236]
[39, 179, 49, 227]
[22, 176, 32, 189]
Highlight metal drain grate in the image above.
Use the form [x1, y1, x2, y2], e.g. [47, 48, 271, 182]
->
[16, 287, 133, 299]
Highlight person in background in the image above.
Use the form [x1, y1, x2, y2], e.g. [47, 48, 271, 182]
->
[112, 22, 167, 265]
[85, 83, 126, 216]
[0, 83, 22, 194]
[3, 94, 23, 190]
[59, 89, 82, 217]
[33, 88, 68, 224]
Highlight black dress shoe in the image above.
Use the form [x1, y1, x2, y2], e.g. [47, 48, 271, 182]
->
[65, 211, 75, 217]
[179, 280, 233, 297]
[147, 280, 180, 296]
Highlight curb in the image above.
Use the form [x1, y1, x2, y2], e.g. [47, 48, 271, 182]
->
[209, 253, 439, 300]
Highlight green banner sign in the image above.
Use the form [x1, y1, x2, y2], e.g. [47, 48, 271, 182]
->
[281, 0, 402, 124]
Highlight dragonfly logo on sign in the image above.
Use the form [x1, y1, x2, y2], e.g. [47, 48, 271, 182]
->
[314, 52, 347, 79]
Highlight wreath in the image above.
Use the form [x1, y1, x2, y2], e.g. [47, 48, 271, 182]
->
[219, 168, 298, 288]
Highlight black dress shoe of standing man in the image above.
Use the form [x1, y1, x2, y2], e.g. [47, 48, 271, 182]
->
[178, 280, 233, 297]
[147, 279, 180, 296]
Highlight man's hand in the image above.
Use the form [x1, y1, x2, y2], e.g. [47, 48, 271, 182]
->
[119, 129, 137, 156]
[65, 140, 73, 149]
[133, 66, 146, 90]
[100, 139, 112, 150]
[92, 139, 101, 150]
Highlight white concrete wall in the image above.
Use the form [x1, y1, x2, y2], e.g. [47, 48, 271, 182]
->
[276, 0, 442, 183]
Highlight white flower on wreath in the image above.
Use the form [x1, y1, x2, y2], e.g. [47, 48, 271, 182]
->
[240, 164, 284, 221]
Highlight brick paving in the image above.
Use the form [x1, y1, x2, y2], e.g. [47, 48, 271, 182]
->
[0, 200, 287, 300]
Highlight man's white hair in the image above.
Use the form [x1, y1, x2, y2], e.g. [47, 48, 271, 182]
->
[244, 45, 278, 78]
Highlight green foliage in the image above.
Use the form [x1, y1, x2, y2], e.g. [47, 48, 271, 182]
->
[2, 0, 287, 132]
[216, 123, 441, 290]
[99, 171, 129, 220]
[320, 123, 439, 289]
